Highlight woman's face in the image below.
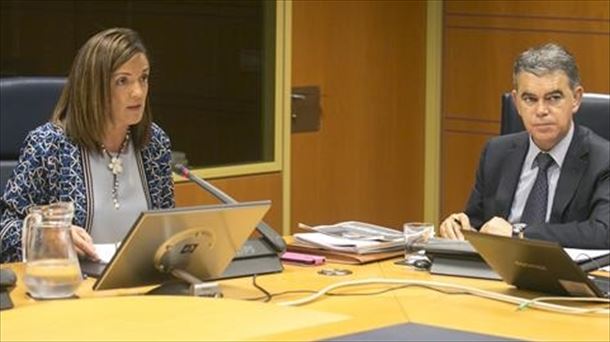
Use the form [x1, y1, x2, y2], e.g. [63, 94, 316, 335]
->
[109, 52, 149, 130]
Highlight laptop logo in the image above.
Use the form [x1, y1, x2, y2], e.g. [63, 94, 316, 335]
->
[514, 260, 547, 271]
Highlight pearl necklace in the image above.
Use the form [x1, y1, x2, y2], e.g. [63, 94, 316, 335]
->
[101, 131, 130, 210]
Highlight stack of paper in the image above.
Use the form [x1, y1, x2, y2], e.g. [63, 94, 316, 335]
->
[288, 221, 405, 264]
[298, 221, 404, 242]
[287, 243, 404, 265]
[293, 232, 404, 255]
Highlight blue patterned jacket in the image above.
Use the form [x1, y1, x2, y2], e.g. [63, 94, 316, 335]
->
[0, 122, 175, 262]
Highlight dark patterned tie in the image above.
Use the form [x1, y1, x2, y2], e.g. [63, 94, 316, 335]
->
[521, 153, 555, 224]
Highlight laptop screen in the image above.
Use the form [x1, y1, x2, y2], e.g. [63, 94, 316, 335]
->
[463, 231, 607, 298]
[92, 201, 270, 291]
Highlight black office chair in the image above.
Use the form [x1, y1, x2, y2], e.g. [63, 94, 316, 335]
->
[501, 92, 610, 141]
[0, 77, 66, 194]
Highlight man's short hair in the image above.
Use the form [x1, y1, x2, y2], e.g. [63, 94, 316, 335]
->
[513, 43, 581, 90]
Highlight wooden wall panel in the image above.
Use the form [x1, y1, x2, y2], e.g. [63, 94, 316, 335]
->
[445, 0, 610, 19]
[444, 20, 610, 122]
[441, 0, 610, 220]
[174, 173, 283, 234]
[291, 1, 427, 231]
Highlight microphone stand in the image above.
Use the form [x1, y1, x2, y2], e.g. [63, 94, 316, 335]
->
[173, 164, 286, 253]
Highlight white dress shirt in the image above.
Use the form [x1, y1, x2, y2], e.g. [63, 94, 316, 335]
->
[508, 121, 575, 224]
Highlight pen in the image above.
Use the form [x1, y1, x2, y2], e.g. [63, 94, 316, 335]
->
[453, 217, 462, 227]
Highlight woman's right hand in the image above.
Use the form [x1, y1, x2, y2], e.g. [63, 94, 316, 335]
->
[70, 226, 99, 261]
[439, 213, 473, 240]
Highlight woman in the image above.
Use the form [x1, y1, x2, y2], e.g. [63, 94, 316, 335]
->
[0, 28, 175, 263]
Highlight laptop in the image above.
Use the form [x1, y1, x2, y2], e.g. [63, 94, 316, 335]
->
[421, 238, 501, 280]
[85, 201, 270, 291]
[463, 231, 609, 298]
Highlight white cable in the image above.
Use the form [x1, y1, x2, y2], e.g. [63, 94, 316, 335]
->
[518, 296, 610, 314]
[276, 278, 610, 316]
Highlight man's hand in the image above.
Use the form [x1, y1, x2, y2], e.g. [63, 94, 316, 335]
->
[480, 217, 512, 237]
[439, 213, 473, 240]
[70, 226, 99, 261]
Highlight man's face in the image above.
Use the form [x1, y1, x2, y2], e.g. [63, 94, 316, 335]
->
[512, 71, 583, 151]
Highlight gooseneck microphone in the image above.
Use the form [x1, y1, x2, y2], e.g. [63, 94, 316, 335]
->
[172, 163, 286, 253]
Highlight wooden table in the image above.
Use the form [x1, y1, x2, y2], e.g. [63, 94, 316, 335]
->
[1, 260, 608, 341]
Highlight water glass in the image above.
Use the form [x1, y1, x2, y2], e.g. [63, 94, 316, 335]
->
[403, 222, 435, 257]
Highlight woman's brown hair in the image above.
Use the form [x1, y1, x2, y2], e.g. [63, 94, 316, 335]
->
[51, 27, 152, 153]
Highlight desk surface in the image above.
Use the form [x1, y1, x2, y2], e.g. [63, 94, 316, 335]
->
[1, 259, 609, 341]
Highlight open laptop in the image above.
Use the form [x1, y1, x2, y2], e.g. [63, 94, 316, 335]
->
[86, 201, 270, 291]
[463, 231, 609, 298]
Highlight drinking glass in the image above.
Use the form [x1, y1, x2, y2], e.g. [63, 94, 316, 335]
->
[403, 222, 435, 257]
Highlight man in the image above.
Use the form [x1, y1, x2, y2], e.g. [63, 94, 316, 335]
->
[440, 43, 609, 249]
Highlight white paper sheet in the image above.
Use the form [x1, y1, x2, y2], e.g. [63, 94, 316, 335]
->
[293, 232, 403, 254]
[564, 248, 610, 272]
[94, 243, 119, 263]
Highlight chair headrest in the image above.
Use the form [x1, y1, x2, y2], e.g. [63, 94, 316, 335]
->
[0, 77, 66, 158]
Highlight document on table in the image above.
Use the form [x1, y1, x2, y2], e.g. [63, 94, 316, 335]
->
[94, 243, 119, 263]
[293, 232, 404, 254]
[564, 248, 610, 272]
[298, 221, 403, 242]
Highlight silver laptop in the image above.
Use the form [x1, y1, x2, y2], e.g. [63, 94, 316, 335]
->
[464, 231, 609, 298]
[93, 201, 270, 291]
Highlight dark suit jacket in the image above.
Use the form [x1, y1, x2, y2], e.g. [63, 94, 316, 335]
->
[465, 125, 609, 249]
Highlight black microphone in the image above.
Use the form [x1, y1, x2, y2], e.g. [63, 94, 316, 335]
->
[172, 163, 286, 253]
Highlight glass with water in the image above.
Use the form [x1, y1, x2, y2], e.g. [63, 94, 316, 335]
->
[22, 202, 82, 299]
[403, 222, 435, 257]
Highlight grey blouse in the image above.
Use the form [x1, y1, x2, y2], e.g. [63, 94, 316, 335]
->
[88, 142, 148, 243]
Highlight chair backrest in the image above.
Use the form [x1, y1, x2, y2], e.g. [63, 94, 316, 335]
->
[0, 77, 66, 193]
[500, 92, 610, 141]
